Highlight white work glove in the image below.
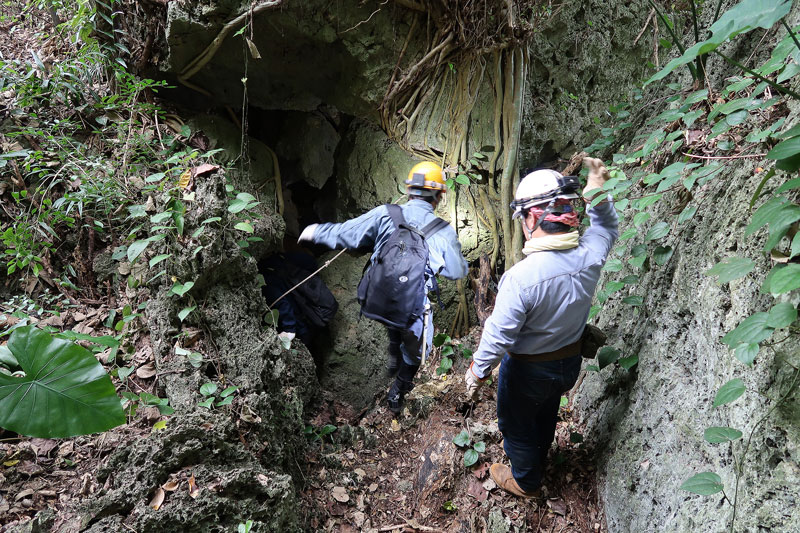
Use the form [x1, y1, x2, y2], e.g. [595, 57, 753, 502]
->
[464, 361, 488, 401]
[582, 157, 611, 201]
[297, 224, 318, 244]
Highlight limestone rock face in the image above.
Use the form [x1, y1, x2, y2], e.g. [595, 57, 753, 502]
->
[164, 1, 413, 119]
[575, 148, 800, 532]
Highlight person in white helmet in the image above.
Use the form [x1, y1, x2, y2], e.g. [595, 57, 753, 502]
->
[464, 157, 618, 498]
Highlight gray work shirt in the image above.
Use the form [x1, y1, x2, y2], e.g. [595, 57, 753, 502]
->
[472, 199, 619, 378]
[311, 199, 469, 290]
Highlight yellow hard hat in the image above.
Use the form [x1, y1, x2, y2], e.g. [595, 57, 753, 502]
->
[405, 161, 446, 196]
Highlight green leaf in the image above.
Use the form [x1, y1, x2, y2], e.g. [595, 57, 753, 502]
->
[436, 356, 453, 375]
[220, 386, 238, 398]
[150, 211, 172, 224]
[178, 306, 196, 322]
[319, 424, 337, 437]
[733, 342, 760, 365]
[629, 255, 647, 269]
[127, 239, 151, 262]
[704, 427, 743, 444]
[199, 382, 218, 396]
[0, 326, 125, 438]
[597, 346, 620, 369]
[767, 264, 800, 294]
[472, 441, 486, 453]
[0, 344, 20, 371]
[197, 398, 214, 408]
[633, 212, 651, 227]
[705, 257, 756, 284]
[682, 109, 704, 128]
[605, 281, 625, 293]
[56, 331, 120, 350]
[722, 312, 773, 347]
[433, 333, 449, 347]
[713, 378, 746, 407]
[603, 259, 623, 272]
[767, 302, 797, 328]
[453, 430, 470, 447]
[228, 199, 249, 214]
[775, 177, 800, 194]
[681, 472, 724, 495]
[746, 197, 800, 250]
[149, 254, 171, 268]
[170, 281, 195, 297]
[684, 89, 709, 105]
[678, 205, 698, 224]
[653, 246, 673, 266]
[455, 174, 470, 186]
[766, 135, 800, 161]
[622, 295, 644, 306]
[216, 396, 234, 406]
[618, 354, 639, 370]
[234, 222, 254, 233]
[645, 222, 670, 241]
[463, 449, 479, 467]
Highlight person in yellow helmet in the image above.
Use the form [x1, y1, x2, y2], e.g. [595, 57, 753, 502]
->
[299, 161, 468, 414]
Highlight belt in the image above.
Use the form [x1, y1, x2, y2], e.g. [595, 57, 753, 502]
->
[509, 337, 582, 362]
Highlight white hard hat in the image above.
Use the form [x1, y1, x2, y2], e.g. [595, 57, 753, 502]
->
[510, 169, 580, 219]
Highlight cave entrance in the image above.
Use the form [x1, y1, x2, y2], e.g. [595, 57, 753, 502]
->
[246, 106, 349, 379]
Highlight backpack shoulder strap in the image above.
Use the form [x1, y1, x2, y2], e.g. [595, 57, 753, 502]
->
[420, 217, 449, 238]
[385, 204, 406, 229]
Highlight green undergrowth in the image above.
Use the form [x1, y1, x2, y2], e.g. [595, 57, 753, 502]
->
[580, 1, 800, 530]
[0, 2, 269, 436]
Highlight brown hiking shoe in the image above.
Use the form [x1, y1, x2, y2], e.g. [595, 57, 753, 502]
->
[490, 463, 538, 499]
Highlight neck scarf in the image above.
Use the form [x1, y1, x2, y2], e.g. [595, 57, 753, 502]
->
[522, 232, 580, 255]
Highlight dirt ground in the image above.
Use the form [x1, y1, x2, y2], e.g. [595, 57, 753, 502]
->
[299, 329, 607, 533]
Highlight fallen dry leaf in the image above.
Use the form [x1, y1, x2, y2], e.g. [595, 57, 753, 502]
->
[150, 487, 165, 510]
[547, 497, 567, 516]
[192, 163, 219, 178]
[188, 473, 200, 498]
[136, 363, 157, 379]
[467, 477, 488, 502]
[472, 461, 490, 479]
[178, 169, 191, 189]
[162, 480, 179, 492]
[15, 489, 34, 501]
[331, 486, 349, 503]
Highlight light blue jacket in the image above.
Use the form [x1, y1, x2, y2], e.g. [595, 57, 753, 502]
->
[472, 200, 619, 378]
[311, 199, 469, 290]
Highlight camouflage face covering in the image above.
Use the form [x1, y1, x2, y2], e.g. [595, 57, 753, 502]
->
[528, 198, 580, 227]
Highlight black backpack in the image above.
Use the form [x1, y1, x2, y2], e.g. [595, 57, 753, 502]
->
[261, 255, 339, 329]
[356, 204, 449, 329]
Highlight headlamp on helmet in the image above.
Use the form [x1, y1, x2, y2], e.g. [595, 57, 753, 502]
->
[405, 161, 446, 197]
[510, 169, 580, 219]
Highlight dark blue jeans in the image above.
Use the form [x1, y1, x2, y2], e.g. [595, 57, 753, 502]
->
[497, 353, 583, 492]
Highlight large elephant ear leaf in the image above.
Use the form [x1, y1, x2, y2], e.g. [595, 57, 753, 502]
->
[0, 326, 125, 438]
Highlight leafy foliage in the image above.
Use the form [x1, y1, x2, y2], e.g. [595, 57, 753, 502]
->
[0, 326, 125, 438]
